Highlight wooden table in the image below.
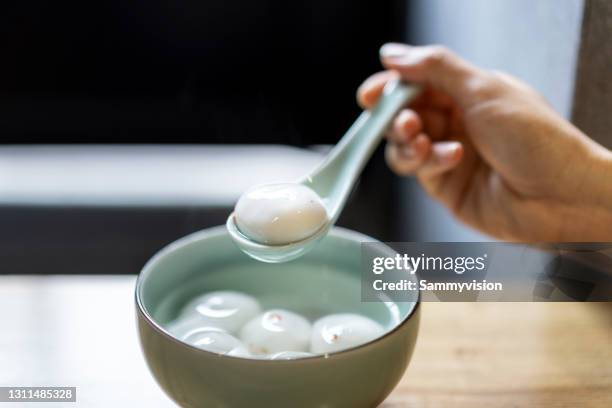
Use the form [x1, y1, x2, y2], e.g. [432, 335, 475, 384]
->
[1, 276, 610, 407]
[387, 303, 612, 408]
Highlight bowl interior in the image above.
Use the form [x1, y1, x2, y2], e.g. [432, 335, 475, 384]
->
[138, 226, 417, 336]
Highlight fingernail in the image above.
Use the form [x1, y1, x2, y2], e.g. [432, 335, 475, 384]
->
[380, 43, 408, 60]
[434, 142, 461, 163]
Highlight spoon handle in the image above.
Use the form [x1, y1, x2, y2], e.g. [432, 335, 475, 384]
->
[304, 80, 421, 220]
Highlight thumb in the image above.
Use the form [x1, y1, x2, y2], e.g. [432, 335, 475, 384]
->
[380, 43, 484, 108]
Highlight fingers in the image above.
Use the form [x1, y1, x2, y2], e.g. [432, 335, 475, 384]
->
[357, 71, 397, 109]
[419, 141, 464, 178]
[385, 134, 431, 175]
[359, 43, 494, 112]
[387, 109, 422, 144]
[417, 109, 447, 140]
[379, 43, 485, 109]
[358, 71, 456, 111]
[358, 43, 473, 179]
[387, 106, 451, 143]
[386, 135, 463, 177]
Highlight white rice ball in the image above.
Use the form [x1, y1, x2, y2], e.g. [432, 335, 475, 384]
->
[179, 291, 262, 334]
[183, 330, 247, 356]
[240, 309, 312, 355]
[234, 183, 328, 245]
[310, 314, 385, 354]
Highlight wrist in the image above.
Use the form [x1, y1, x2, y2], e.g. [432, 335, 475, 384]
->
[572, 144, 612, 241]
[588, 145, 612, 209]
[556, 137, 612, 241]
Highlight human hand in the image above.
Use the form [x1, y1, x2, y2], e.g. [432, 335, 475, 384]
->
[358, 43, 612, 241]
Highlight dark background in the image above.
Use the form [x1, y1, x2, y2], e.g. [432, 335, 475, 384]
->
[0, 1, 407, 273]
[0, 0, 405, 145]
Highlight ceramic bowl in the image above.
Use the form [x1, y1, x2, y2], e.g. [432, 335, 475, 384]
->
[136, 226, 419, 408]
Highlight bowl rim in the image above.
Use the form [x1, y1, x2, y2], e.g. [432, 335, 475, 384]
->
[135, 225, 420, 363]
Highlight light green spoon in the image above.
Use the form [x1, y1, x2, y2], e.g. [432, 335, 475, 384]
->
[226, 80, 421, 263]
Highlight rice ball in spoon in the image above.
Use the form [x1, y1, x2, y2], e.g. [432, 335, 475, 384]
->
[234, 183, 328, 245]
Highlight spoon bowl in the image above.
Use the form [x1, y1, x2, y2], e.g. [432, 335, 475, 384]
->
[228, 80, 421, 262]
[226, 212, 330, 263]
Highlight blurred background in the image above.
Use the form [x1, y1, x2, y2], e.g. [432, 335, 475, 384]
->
[0, 0, 609, 274]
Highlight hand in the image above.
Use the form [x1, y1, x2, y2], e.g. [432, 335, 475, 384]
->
[358, 43, 612, 241]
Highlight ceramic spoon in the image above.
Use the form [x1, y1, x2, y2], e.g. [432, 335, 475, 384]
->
[226, 80, 421, 263]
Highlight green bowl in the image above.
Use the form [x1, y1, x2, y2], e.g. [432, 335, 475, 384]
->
[136, 226, 420, 408]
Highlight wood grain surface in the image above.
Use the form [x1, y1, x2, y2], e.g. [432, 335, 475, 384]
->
[0, 276, 610, 407]
[386, 302, 612, 407]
